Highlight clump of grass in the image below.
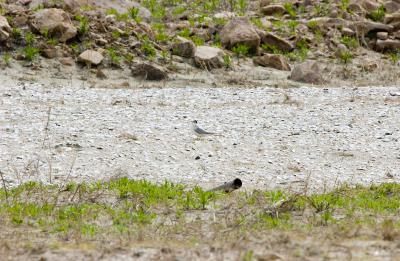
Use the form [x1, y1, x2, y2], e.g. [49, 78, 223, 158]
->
[283, 2, 297, 18]
[22, 46, 40, 61]
[339, 50, 353, 64]
[340, 36, 358, 49]
[140, 35, 157, 58]
[2, 53, 11, 67]
[389, 50, 400, 64]
[11, 27, 22, 39]
[107, 47, 121, 66]
[232, 43, 250, 58]
[75, 14, 89, 35]
[128, 7, 141, 22]
[368, 5, 385, 22]
[223, 54, 232, 69]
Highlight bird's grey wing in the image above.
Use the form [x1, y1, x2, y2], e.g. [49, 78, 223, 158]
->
[195, 126, 214, 134]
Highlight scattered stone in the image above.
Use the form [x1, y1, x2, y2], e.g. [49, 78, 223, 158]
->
[384, 1, 400, 14]
[351, 21, 393, 36]
[259, 0, 273, 8]
[213, 11, 236, 19]
[194, 46, 225, 70]
[220, 17, 261, 54]
[342, 27, 356, 37]
[0, 15, 11, 41]
[261, 32, 294, 52]
[118, 132, 138, 141]
[59, 57, 75, 66]
[348, 3, 367, 17]
[376, 39, 400, 50]
[261, 4, 286, 16]
[171, 36, 196, 58]
[377, 31, 389, 40]
[308, 17, 348, 31]
[41, 47, 58, 58]
[30, 8, 77, 42]
[96, 69, 107, 79]
[131, 62, 168, 81]
[360, 0, 380, 12]
[289, 61, 324, 84]
[78, 50, 104, 65]
[253, 54, 291, 71]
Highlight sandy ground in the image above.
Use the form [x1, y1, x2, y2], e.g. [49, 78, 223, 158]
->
[1, 61, 400, 192]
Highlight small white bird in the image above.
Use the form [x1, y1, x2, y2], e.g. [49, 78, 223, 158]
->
[192, 120, 216, 136]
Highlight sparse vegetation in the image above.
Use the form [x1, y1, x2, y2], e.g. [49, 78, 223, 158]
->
[368, 5, 385, 22]
[1, 179, 400, 258]
[232, 43, 250, 57]
[22, 46, 40, 61]
[339, 50, 353, 64]
[341, 36, 358, 49]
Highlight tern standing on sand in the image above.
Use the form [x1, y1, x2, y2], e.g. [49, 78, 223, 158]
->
[192, 120, 216, 136]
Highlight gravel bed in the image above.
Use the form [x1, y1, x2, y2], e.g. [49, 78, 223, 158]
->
[1, 82, 400, 191]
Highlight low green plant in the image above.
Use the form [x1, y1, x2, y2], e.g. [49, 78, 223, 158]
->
[107, 47, 121, 66]
[24, 32, 35, 46]
[140, 36, 156, 58]
[307, 20, 318, 31]
[339, 0, 350, 12]
[261, 43, 281, 54]
[339, 50, 353, 64]
[284, 2, 297, 18]
[2, 53, 11, 66]
[11, 27, 22, 39]
[232, 43, 250, 57]
[389, 50, 400, 64]
[368, 5, 385, 22]
[191, 35, 204, 46]
[340, 36, 358, 49]
[128, 7, 140, 21]
[75, 15, 89, 35]
[47, 38, 58, 46]
[178, 28, 191, 38]
[223, 54, 232, 69]
[288, 20, 299, 34]
[22, 46, 40, 61]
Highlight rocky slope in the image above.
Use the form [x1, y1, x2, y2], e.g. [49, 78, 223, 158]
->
[0, 0, 400, 85]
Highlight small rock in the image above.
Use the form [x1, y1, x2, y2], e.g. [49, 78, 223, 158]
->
[131, 62, 168, 81]
[384, 1, 400, 14]
[41, 47, 58, 58]
[377, 31, 389, 40]
[96, 38, 108, 46]
[171, 36, 196, 58]
[78, 50, 104, 65]
[220, 17, 261, 54]
[96, 69, 107, 79]
[118, 132, 138, 141]
[342, 27, 356, 37]
[194, 45, 225, 70]
[253, 54, 291, 71]
[261, 4, 286, 16]
[59, 57, 75, 66]
[259, 0, 273, 8]
[261, 32, 294, 52]
[0, 15, 11, 41]
[213, 11, 236, 19]
[30, 8, 77, 42]
[376, 39, 400, 50]
[289, 61, 324, 84]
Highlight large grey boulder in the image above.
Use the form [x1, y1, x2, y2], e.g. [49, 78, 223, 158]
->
[289, 61, 324, 84]
[194, 46, 225, 70]
[220, 17, 260, 54]
[30, 8, 77, 42]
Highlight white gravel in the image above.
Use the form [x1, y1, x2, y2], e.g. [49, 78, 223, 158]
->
[1, 81, 400, 191]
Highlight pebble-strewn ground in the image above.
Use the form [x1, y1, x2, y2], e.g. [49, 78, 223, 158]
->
[1, 80, 400, 191]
